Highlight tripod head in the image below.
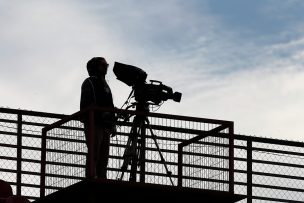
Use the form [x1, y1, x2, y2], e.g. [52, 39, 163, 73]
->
[117, 95, 175, 185]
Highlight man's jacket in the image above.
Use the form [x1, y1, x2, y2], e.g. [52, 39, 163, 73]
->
[80, 76, 115, 126]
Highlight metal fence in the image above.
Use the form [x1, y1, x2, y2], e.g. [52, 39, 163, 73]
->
[233, 135, 304, 203]
[0, 107, 65, 201]
[178, 123, 234, 193]
[1, 107, 304, 202]
[40, 107, 234, 197]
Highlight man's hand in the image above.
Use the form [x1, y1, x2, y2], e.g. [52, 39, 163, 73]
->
[105, 125, 117, 137]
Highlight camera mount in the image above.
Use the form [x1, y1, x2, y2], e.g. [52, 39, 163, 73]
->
[113, 62, 181, 185]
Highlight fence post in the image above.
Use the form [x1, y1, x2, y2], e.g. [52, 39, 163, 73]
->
[177, 144, 183, 187]
[16, 113, 22, 196]
[87, 109, 95, 179]
[40, 128, 47, 198]
[228, 123, 234, 194]
[139, 122, 146, 183]
[247, 140, 253, 203]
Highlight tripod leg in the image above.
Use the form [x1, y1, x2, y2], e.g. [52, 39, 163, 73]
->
[118, 117, 141, 181]
[118, 135, 133, 180]
[129, 129, 140, 182]
[129, 118, 146, 182]
[145, 118, 175, 186]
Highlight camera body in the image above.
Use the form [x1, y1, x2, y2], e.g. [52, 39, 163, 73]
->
[113, 62, 182, 105]
[134, 80, 182, 105]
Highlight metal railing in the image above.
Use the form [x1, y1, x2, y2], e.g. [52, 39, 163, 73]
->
[234, 135, 304, 203]
[178, 122, 234, 193]
[1, 107, 304, 202]
[0, 107, 65, 201]
[39, 106, 234, 197]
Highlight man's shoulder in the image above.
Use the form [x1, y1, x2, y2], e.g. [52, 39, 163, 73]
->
[82, 77, 94, 84]
[81, 77, 92, 90]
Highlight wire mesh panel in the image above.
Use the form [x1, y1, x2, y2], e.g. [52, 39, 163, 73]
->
[44, 119, 86, 196]
[178, 127, 232, 192]
[0, 111, 17, 186]
[250, 141, 304, 202]
[21, 114, 60, 200]
[0, 108, 63, 201]
[144, 118, 219, 186]
[233, 139, 248, 203]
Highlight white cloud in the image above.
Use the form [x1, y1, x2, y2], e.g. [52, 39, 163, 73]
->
[0, 0, 128, 113]
[158, 67, 304, 140]
[1, 0, 304, 140]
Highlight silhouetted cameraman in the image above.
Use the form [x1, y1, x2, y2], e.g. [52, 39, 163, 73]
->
[80, 57, 115, 179]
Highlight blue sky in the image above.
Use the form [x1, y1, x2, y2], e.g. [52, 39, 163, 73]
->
[1, 0, 304, 140]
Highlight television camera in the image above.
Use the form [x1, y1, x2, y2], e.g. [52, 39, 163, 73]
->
[113, 62, 182, 106]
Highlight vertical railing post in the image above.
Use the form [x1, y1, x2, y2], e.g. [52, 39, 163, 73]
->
[40, 128, 47, 198]
[16, 113, 22, 196]
[87, 109, 95, 179]
[178, 144, 183, 187]
[139, 120, 146, 183]
[247, 140, 253, 203]
[228, 123, 234, 194]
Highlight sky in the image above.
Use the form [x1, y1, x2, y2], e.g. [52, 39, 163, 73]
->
[1, 0, 304, 141]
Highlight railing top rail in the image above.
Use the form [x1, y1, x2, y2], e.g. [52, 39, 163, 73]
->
[0, 107, 66, 118]
[42, 106, 234, 133]
[179, 124, 232, 147]
[235, 134, 304, 148]
[42, 110, 83, 132]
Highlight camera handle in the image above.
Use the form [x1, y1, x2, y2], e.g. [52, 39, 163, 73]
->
[149, 80, 162, 85]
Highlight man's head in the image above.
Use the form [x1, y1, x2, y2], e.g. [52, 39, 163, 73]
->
[87, 57, 109, 77]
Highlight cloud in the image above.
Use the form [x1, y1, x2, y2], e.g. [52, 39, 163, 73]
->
[262, 0, 304, 17]
[0, 0, 126, 112]
[159, 33, 304, 140]
[1, 0, 304, 140]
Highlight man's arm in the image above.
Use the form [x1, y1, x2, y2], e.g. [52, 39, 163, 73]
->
[80, 78, 95, 123]
[80, 78, 95, 110]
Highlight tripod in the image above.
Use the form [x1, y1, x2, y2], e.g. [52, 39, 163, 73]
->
[117, 102, 174, 186]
